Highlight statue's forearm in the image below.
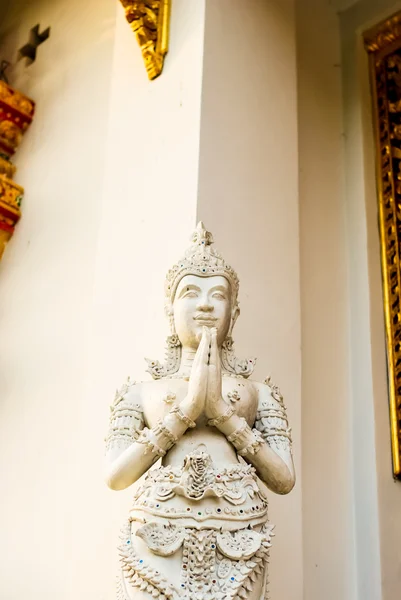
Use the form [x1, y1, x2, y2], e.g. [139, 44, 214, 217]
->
[216, 414, 295, 495]
[105, 404, 196, 490]
[105, 440, 161, 490]
[245, 443, 295, 495]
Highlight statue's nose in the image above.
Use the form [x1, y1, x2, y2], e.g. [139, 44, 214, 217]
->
[196, 300, 213, 312]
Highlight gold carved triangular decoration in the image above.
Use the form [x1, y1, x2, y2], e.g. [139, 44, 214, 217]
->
[120, 0, 171, 80]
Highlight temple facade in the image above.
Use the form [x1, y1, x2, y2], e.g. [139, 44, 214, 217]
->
[0, 1, 399, 599]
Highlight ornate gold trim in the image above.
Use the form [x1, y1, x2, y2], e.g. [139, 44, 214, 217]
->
[120, 0, 171, 80]
[0, 81, 35, 120]
[0, 83, 34, 259]
[364, 13, 401, 478]
[0, 174, 23, 212]
[364, 13, 401, 54]
[0, 174, 23, 260]
[0, 156, 16, 179]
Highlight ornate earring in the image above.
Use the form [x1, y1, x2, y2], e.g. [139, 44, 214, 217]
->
[221, 336, 256, 378]
[145, 307, 182, 379]
[221, 305, 256, 378]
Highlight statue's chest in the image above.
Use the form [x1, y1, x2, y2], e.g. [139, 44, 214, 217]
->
[142, 377, 258, 427]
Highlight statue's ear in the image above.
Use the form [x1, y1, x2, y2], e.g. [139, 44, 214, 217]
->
[165, 300, 174, 317]
[229, 304, 240, 336]
[165, 300, 176, 334]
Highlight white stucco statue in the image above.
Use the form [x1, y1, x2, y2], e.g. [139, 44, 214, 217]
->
[105, 222, 295, 600]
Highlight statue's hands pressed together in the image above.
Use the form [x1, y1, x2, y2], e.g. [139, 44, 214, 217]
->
[181, 325, 230, 423]
[179, 326, 210, 422]
[205, 327, 230, 421]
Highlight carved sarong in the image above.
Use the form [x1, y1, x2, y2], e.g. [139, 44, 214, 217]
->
[117, 450, 274, 599]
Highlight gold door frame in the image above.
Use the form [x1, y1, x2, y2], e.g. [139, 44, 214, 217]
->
[364, 13, 401, 478]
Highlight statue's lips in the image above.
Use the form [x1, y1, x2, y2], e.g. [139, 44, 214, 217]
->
[193, 316, 217, 323]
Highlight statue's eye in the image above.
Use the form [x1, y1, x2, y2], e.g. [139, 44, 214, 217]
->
[212, 292, 225, 300]
[183, 290, 197, 298]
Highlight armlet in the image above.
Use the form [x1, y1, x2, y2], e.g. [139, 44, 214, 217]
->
[105, 379, 144, 452]
[255, 378, 293, 455]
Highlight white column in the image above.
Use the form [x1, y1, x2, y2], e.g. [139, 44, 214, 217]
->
[296, 1, 357, 599]
[197, 2, 302, 598]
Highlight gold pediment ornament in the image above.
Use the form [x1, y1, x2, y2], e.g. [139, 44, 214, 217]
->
[364, 12, 401, 54]
[120, 0, 171, 80]
[364, 12, 401, 478]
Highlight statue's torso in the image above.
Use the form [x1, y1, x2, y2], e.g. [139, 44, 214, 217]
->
[129, 376, 268, 534]
[140, 375, 259, 468]
[112, 375, 288, 600]
[117, 376, 272, 600]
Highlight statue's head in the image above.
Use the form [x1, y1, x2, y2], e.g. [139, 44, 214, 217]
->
[146, 223, 256, 380]
[165, 222, 240, 349]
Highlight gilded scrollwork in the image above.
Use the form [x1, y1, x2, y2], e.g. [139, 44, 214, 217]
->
[0, 81, 34, 119]
[365, 14, 401, 478]
[0, 82, 34, 259]
[119, 0, 171, 80]
[0, 156, 16, 179]
[0, 174, 23, 257]
[0, 175, 23, 211]
[364, 13, 401, 53]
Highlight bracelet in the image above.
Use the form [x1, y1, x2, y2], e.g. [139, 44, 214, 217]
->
[153, 419, 178, 445]
[137, 428, 166, 457]
[227, 418, 264, 456]
[169, 405, 196, 429]
[207, 405, 235, 427]
[227, 418, 249, 444]
[237, 429, 264, 456]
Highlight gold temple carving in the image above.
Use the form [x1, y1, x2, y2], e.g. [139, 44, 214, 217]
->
[119, 0, 170, 80]
[0, 80, 35, 259]
[365, 12, 401, 478]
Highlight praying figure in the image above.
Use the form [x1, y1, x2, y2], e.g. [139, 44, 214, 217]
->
[105, 222, 295, 600]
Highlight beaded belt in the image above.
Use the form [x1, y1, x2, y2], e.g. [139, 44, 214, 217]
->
[130, 448, 268, 527]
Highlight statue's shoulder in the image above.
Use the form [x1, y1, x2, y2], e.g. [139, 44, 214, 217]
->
[111, 377, 143, 412]
[253, 376, 287, 412]
[111, 377, 171, 408]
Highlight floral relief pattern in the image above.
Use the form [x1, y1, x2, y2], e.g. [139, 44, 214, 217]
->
[118, 519, 274, 600]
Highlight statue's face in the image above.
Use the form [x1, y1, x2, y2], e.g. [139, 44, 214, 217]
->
[173, 275, 232, 349]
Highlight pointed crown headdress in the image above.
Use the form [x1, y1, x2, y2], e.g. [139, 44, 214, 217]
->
[146, 222, 256, 380]
[165, 222, 240, 306]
